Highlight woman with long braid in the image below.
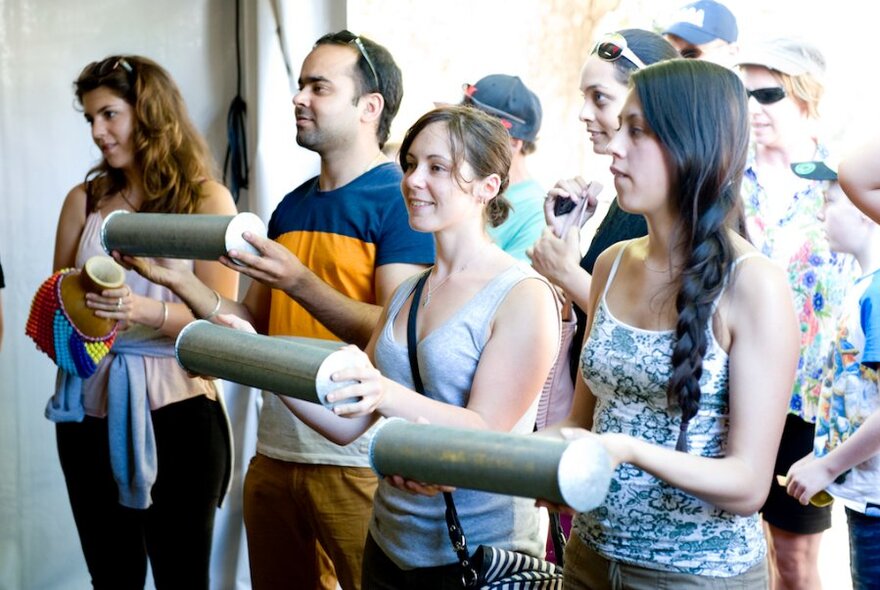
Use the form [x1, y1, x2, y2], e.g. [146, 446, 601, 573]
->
[543, 59, 800, 587]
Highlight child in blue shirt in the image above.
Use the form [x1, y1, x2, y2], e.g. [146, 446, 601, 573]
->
[786, 159, 880, 590]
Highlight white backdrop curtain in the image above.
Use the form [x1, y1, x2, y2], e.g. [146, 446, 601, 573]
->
[0, 0, 343, 588]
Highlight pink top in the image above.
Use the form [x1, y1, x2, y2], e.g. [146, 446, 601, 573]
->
[74, 211, 216, 416]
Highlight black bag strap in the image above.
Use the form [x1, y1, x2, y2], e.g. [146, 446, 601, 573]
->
[406, 272, 479, 588]
[533, 419, 567, 568]
[406, 272, 429, 395]
[549, 511, 567, 568]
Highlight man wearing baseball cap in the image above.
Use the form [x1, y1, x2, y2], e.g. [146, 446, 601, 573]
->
[462, 74, 545, 261]
[663, 0, 739, 67]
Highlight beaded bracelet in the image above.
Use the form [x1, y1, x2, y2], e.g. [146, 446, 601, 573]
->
[202, 289, 222, 321]
[157, 300, 169, 330]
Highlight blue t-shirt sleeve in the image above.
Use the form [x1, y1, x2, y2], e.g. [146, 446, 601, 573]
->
[376, 194, 435, 267]
[860, 273, 880, 364]
[492, 205, 545, 262]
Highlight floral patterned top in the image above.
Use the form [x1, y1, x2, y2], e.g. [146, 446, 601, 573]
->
[815, 269, 880, 512]
[743, 147, 855, 422]
[574, 244, 766, 577]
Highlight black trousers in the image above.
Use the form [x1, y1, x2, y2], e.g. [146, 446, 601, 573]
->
[56, 395, 228, 590]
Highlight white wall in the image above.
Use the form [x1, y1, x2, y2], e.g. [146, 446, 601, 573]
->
[0, 1, 237, 588]
[0, 0, 349, 587]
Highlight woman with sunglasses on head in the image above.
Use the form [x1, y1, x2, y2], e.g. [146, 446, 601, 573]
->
[527, 32, 679, 562]
[528, 30, 678, 417]
[50, 56, 238, 589]
[541, 58, 800, 588]
[736, 38, 858, 590]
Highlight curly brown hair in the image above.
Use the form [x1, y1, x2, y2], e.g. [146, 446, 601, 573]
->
[75, 55, 218, 214]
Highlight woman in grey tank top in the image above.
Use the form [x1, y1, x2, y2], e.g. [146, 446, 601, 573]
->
[271, 106, 560, 585]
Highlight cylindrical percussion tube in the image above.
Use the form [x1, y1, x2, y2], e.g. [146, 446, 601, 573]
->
[101, 210, 266, 261]
[175, 320, 361, 407]
[369, 418, 612, 512]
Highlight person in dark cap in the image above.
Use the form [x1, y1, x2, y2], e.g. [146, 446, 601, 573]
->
[462, 74, 545, 261]
[787, 156, 880, 590]
[663, 0, 739, 67]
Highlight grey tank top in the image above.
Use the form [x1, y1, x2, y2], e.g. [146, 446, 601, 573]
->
[369, 263, 547, 569]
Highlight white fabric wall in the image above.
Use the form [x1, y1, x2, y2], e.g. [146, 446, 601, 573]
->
[0, 1, 343, 588]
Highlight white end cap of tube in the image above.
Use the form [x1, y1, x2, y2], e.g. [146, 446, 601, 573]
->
[225, 212, 267, 264]
[315, 346, 363, 409]
[557, 435, 614, 512]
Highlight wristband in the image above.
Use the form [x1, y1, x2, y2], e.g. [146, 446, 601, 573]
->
[202, 289, 222, 321]
[158, 300, 169, 329]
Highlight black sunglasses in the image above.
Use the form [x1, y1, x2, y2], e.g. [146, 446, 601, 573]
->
[747, 87, 786, 105]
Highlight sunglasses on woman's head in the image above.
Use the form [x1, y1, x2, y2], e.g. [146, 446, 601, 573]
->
[91, 57, 133, 77]
[593, 33, 647, 70]
[747, 87, 786, 105]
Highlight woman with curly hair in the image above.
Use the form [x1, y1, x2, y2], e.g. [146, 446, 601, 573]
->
[49, 55, 238, 589]
[546, 59, 800, 588]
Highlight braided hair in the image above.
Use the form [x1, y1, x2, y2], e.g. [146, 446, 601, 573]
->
[631, 60, 750, 452]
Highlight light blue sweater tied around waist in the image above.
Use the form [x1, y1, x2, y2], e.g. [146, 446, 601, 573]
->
[46, 328, 172, 509]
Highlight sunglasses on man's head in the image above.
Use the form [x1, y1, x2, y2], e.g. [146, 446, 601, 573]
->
[348, 36, 380, 89]
[747, 87, 786, 105]
[593, 33, 647, 70]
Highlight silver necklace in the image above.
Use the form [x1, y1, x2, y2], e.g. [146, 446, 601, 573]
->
[422, 245, 491, 308]
[643, 258, 672, 273]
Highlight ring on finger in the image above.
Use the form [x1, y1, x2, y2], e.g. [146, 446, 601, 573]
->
[117, 298, 123, 309]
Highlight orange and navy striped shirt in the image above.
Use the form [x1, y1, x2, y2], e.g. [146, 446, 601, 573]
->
[266, 163, 434, 339]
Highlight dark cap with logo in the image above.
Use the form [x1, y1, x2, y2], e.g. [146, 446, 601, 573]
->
[462, 74, 542, 142]
[791, 161, 838, 181]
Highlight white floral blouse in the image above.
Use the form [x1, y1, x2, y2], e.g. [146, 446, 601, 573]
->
[742, 146, 856, 422]
[574, 245, 766, 577]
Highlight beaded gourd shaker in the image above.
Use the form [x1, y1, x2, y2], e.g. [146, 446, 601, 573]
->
[26, 256, 124, 378]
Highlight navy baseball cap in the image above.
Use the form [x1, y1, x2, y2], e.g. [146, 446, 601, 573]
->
[791, 161, 837, 181]
[664, 0, 738, 45]
[462, 74, 542, 142]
